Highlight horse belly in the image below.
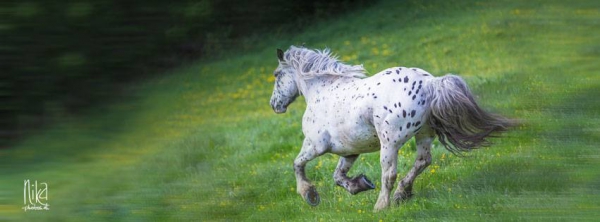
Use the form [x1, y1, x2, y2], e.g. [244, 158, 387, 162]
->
[330, 123, 380, 156]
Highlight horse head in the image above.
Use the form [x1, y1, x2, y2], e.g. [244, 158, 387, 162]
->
[270, 48, 300, 114]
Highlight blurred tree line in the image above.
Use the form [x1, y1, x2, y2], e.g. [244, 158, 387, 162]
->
[1, 0, 374, 148]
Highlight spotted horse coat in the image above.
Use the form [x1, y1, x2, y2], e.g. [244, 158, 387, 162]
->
[269, 46, 514, 211]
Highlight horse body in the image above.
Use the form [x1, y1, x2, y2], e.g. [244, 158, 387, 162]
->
[301, 67, 433, 157]
[269, 46, 513, 211]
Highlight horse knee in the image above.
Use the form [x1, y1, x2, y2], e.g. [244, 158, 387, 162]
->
[382, 172, 397, 189]
[293, 162, 303, 172]
[416, 153, 432, 168]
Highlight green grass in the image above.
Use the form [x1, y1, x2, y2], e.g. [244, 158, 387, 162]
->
[2, 0, 600, 221]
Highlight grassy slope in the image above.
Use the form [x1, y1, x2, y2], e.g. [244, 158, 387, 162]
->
[1, 0, 599, 221]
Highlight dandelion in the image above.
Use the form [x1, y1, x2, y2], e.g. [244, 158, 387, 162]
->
[361, 37, 369, 44]
[430, 168, 436, 173]
[382, 49, 391, 56]
[371, 47, 380, 56]
[315, 160, 323, 169]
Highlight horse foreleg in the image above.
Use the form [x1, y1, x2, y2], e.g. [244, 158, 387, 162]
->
[294, 138, 325, 206]
[333, 155, 375, 194]
[393, 130, 433, 204]
[374, 143, 399, 211]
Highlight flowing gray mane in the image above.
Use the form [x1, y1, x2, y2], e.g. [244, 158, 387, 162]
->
[283, 46, 367, 79]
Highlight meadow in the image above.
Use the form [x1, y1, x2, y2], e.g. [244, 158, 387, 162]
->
[1, 0, 599, 221]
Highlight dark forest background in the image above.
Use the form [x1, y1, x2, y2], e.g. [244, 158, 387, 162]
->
[0, 0, 373, 147]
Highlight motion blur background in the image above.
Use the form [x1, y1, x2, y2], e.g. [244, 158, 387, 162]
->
[1, 0, 370, 148]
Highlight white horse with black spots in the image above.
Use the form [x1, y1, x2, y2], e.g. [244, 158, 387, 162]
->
[269, 46, 514, 211]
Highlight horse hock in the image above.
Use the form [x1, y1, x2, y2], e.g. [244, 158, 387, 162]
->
[393, 184, 413, 205]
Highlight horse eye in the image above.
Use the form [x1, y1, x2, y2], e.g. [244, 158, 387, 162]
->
[274, 71, 281, 77]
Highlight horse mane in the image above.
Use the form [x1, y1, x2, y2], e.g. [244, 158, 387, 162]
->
[283, 46, 367, 79]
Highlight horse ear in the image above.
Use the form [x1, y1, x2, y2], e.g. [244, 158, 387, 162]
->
[277, 48, 284, 61]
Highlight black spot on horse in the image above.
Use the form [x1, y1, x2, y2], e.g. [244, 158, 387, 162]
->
[399, 126, 402, 131]
[415, 121, 421, 126]
[388, 109, 392, 114]
[403, 110, 406, 118]
[377, 82, 381, 85]
[412, 95, 416, 100]
[384, 106, 388, 110]
[406, 122, 411, 129]
[410, 110, 416, 117]
[394, 103, 397, 108]
[404, 76, 409, 83]
[386, 71, 391, 75]
[408, 91, 412, 96]
[396, 69, 400, 74]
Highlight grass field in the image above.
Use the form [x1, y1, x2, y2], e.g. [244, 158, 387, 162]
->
[1, 0, 599, 221]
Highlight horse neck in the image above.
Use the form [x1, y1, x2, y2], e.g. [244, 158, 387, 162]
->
[298, 75, 354, 101]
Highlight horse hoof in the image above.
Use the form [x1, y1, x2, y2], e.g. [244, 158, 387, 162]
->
[360, 175, 375, 190]
[304, 186, 320, 206]
[393, 191, 413, 205]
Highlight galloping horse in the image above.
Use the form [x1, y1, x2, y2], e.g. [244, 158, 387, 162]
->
[269, 46, 513, 211]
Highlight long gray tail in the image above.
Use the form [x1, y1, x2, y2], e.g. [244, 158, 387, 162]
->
[424, 75, 515, 154]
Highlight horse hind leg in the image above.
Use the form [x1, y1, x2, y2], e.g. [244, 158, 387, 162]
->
[294, 138, 326, 206]
[333, 155, 375, 195]
[393, 127, 434, 205]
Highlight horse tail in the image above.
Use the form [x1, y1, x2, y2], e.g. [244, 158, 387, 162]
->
[424, 74, 515, 154]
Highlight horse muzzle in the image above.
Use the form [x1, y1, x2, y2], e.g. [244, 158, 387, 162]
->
[273, 106, 287, 114]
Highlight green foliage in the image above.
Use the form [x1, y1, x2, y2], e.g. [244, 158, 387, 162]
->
[1, 0, 599, 221]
